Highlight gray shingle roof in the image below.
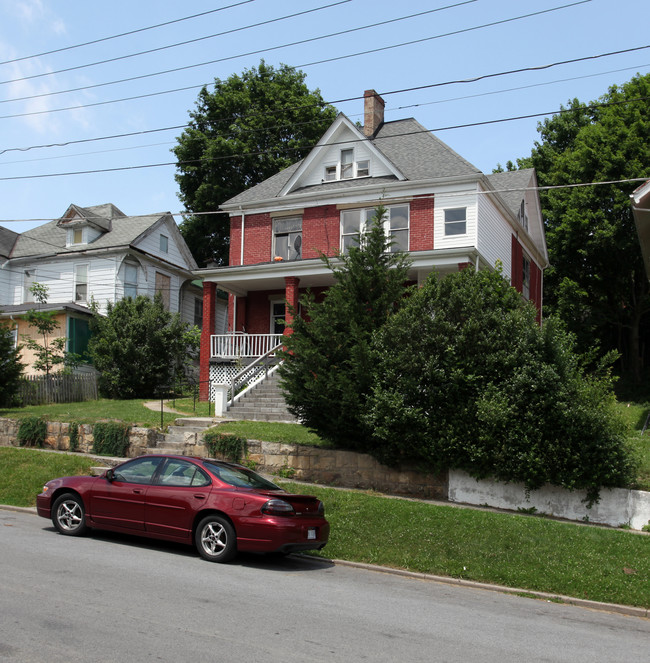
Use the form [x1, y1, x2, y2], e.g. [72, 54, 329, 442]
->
[0, 226, 19, 259]
[10, 211, 167, 259]
[485, 169, 535, 217]
[221, 117, 482, 208]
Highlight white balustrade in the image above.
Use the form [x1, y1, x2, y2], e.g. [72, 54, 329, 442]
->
[210, 333, 283, 358]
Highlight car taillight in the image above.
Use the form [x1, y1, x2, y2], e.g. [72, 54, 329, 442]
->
[317, 501, 325, 516]
[261, 499, 295, 516]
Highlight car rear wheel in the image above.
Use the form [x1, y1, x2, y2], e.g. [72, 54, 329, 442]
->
[195, 515, 236, 563]
[52, 493, 88, 536]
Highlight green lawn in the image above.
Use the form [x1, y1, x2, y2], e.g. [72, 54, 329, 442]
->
[2, 447, 647, 609]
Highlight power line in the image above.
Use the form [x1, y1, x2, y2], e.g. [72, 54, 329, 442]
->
[3, 43, 646, 153]
[0, 0, 353, 86]
[1, 93, 648, 183]
[0, 1, 258, 66]
[0, 0, 588, 106]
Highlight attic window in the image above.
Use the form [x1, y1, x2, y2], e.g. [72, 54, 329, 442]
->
[325, 150, 370, 182]
[160, 234, 169, 253]
[517, 200, 529, 232]
[73, 228, 83, 244]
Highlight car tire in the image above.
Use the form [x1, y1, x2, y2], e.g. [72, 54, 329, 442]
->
[52, 493, 88, 536]
[195, 515, 237, 563]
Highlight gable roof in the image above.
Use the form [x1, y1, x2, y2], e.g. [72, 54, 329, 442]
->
[8, 205, 197, 269]
[221, 116, 481, 210]
[485, 169, 536, 218]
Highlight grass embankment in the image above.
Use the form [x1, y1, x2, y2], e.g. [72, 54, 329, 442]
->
[1, 447, 647, 609]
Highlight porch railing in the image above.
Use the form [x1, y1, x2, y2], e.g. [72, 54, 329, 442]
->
[210, 333, 283, 358]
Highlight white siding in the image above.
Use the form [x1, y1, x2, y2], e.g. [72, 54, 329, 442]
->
[477, 193, 514, 279]
[433, 190, 478, 250]
[134, 220, 191, 270]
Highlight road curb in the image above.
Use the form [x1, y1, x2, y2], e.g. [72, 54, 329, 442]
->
[292, 555, 649, 621]
[4, 505, 647, 620]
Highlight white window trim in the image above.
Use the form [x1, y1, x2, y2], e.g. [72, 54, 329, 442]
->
[272, 216, 302, 262]
[444, 207, 467, 237]
[123, 262, 138, 299]
[74, 263, 89, 303]
[325, 148, 371, 182]
[340, 204, 410, 253]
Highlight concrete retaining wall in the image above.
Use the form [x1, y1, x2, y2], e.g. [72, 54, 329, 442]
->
[449, 469, 650, 530]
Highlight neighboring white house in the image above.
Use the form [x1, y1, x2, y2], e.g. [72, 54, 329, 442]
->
[0, 203, 227, 373]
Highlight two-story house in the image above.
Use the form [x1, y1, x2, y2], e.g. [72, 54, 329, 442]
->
[196, 90, 548, 401]
[0, 203, 227, 373]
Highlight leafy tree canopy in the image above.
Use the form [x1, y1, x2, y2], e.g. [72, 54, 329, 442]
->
[518, 73, 650, 381]
[366, 267, 636, 505]
[173, 60, 338, 266]
[88, 294, 199, 399]
[279, 206, 412, 451]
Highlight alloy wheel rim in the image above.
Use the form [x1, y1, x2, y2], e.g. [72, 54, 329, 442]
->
[201, 522, 226, 555]
[58, 502, 82, 530]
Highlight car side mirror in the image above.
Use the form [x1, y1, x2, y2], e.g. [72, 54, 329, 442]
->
[105, 469, 114, 482]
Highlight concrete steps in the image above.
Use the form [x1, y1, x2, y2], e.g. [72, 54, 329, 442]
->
[226, 372, 297, 423]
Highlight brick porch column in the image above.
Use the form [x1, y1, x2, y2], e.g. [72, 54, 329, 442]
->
[284, 276, 300, 335]
[199, 282, 217, 401]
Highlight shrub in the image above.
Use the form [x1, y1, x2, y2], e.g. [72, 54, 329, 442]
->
[68, 422, 80, 452]
[367, 268, 637, 505]
[17, 416, 47, 448]
[92, 422, 131, 456]
[203, 429, 248, 462]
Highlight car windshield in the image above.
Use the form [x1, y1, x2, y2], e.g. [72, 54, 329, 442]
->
[203, 461, 282, 490]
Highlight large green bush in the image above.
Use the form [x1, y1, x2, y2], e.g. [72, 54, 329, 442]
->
[366, 268, 637, 504]
[88, 294, 199, 399]
[0, 320, 23, 407]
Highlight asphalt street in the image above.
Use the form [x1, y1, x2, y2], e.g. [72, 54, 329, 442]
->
[1, 509, 648, 662]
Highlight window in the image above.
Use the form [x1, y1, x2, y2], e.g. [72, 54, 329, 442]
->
[23, 271, 35, 303]
[444, 208, 467, 236]
[160, 234, 169, 253]
[356, 160, 369, 177]
[73, 228, 83, 244]
[522, 254, 531, 300]
[124, 263, 138, 299]
[341, 205, 409, 253]
[10, 327, 17, 349]
[194, 298, 203, 328]
[158, 459, 210, 487]
[340, 148, 354, 179]
[112, 457, 163, 485]
[324, 165, 337, 181]
[74, 264, 88, 302]
[155, 271, 171, 309]
[271, 301, 285, 335]
[273, 217, 302, 261]
[517, 199, 529, 232]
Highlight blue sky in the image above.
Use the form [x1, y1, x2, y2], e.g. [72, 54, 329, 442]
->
[0, 0, 648, 233]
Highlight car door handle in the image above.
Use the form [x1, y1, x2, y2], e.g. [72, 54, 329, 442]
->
[194, 494, 206, 500]
[133, 489, 143, 494]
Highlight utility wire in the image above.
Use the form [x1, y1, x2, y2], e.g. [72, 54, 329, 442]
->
[2, 43, 646, 153]
[0, 95, 647, 183]
[0, 0, 258, 66]
[0, 0, 588, 101]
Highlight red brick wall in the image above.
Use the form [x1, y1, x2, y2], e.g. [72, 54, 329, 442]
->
[199, 282, 216, 400]
[230, 213, 273, 266]
[303, 205, 339, 258]
[229, 216, 242, 266]
[410, 195, 434, 251]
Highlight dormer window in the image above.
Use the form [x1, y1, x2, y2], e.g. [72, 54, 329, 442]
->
[324, 149, 370, 182]
[67, 227, 85, 246]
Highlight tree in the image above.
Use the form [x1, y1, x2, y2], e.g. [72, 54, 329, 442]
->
[0, 318, 24, 407]
[88, 294, 200, 399]
[366, 267, 636, 504]
[519, 73, 650, 382]
[21, 283, 67, 377]
[173, 61, 338, 266]
[279, 206, 412, 451]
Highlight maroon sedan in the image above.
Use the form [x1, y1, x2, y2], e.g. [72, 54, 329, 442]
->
[36, 454, 329, 563]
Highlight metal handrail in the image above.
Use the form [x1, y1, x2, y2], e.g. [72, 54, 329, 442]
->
[228, 342, 283, 408]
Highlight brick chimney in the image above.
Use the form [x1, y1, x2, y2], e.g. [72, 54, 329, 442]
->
[363, 89, 385, 137]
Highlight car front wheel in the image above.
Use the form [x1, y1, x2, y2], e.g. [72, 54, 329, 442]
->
[195, 515, 237, 563]
[52, 493, 88, 536]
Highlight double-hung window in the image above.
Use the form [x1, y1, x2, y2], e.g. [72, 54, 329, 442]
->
[444, 208, 467, 236]
[341, 205, 409, 253]
[74, 264, 88, 303]
[273, 217, 302, 261]
[155, 271, 171, 310]
[123, 263, 138, 299]
[325, 149, 370, 181]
